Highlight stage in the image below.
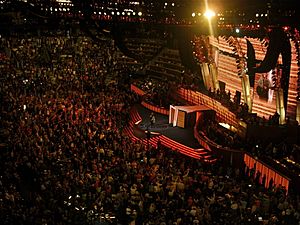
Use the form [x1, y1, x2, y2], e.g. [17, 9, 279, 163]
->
[124, 104, 216, 162]
[136, 104, 203, 148]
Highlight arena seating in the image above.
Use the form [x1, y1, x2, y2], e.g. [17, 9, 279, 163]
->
[146, 48, 185, 81]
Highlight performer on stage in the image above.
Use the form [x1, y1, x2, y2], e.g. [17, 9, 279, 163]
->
[150, 112, 155, 126]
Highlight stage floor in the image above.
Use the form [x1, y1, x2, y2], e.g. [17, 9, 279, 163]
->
[135, 104, 203, 149]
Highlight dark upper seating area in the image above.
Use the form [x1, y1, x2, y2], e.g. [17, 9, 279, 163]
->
[124, 38, 165, 62]
[146, 48, 185, 81]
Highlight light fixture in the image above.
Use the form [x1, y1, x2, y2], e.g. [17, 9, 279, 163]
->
[204, 9, 215, 20]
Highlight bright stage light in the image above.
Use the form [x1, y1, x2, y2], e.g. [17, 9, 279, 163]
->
[204, 9, 215, 20]
[56, 0, 71, 3]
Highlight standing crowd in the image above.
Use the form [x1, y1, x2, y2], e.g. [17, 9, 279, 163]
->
[0, 32, 300, 225]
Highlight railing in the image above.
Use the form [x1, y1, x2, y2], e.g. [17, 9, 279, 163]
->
[130, 84, 145, 96]
[193, 117, 244, 168]
[244, 153, 290, 193]
[193, 115, 294, 192]
[177, 87, 247, 138]
[141, 101, 169, 115]
[131, 84, 169, 115]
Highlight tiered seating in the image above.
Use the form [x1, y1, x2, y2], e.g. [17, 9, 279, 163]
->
[115, 49, 144, 72]
[124, 38, 165, 62]
[158, 49, 183, 64]
[146, 48, 184, 81]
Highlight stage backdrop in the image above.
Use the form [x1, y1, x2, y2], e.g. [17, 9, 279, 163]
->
[206, 34, 298, 120]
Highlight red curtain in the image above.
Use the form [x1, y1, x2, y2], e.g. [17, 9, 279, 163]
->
[281, 178, 289, 193]
[244, 153, 289, 193]
[256, 162, 263, 183]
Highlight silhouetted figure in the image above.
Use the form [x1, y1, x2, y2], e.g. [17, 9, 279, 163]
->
[150, 112, 155, 126]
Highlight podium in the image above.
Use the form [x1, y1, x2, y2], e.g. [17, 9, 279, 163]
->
[169, 105, 214, 128]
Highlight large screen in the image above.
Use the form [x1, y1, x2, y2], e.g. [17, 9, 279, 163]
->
[207, 35, 298, 120]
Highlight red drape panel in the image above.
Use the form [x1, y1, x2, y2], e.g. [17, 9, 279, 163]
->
[274, 174, 282, 188]
[261, 165, 269, 188]
[243, 153, 289, 193]
[268, 169, 276, 188]
[249, 157, 255, 169]
[256, 162, 263, 183]
[244, 154, 249, 164]
[281, 178, 289, 193]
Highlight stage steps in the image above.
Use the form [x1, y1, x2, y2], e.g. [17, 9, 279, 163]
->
[123, 108, 160, 148]
[130, 107, 143, 125]
[159, 136, 217, 163]
[123, 124, 160, 149]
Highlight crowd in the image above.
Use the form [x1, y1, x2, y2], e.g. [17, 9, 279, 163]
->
[0, 32, 137, 224]
[197, 107, 300, 197]
[0, 30, 300, 225]
[198, 118, 244, 151]
[198, 116, 300, 163]
[207, 88, 250, 120]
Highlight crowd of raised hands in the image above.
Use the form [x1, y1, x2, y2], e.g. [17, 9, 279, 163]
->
[0, 33, 299, 225]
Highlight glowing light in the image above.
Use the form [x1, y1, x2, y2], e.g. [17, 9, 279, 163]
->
[192, 12, 196, 17]
[219, 123, 230, 129]
[138, 12, 142, 16]
[56, 0, 71, 3]
[204, 9, 215, 20]
[235, 28, 240, 33]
